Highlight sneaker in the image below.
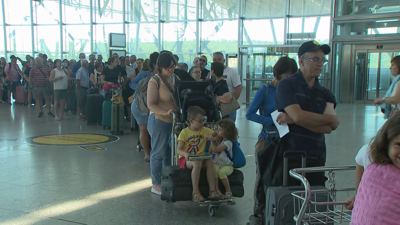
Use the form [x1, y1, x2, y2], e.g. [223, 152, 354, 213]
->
[43, 104, 46, 108]
[47, 112, 55, 117]
[38, 112, 44, 117]
[151, 185, 161, 196]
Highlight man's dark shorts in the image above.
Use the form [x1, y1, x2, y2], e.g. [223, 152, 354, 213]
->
[7, 80, 19, 92]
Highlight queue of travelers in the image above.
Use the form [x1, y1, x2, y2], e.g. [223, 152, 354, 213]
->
[1, 40, 399, 224]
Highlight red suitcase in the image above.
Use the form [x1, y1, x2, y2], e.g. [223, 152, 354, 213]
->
[14, 85, 28, 105]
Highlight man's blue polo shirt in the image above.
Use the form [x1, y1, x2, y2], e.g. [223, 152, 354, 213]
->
[275, 70, 336, 164]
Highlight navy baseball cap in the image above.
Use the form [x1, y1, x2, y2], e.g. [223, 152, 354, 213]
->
[298, 40, 330, 57]
[10, 55, 16, 59]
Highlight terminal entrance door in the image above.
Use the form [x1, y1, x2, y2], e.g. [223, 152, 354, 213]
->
[238, 45, 298, 105]
[353, 48, 400, 103]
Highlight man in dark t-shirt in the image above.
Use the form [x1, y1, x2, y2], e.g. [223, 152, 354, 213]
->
[211, 62, 230, 105]
[274, 40, 340, 186]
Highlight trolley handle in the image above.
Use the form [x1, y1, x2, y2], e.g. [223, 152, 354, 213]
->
[289, 165, 356, 225]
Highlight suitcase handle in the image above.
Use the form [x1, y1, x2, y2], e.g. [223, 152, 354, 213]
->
[283, 151, 306, 187]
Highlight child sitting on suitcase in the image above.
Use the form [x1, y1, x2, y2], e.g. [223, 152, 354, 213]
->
[351, 113, 400, 224]
[208, 119, 238, 199]
[177, 106, 220, 202]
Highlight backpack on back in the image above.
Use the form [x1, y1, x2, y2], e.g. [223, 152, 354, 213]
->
[224, 140, 246, 168]
[136, 73, 160, 113]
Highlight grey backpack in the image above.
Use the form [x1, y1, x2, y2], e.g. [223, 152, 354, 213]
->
[136, 73, 160, 113]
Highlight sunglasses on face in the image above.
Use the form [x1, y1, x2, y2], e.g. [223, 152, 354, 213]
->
[194, 117, 207, 124]
[199, 59, 206, 62]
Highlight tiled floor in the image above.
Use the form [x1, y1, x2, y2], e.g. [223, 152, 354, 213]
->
[0, 102, 385, 225]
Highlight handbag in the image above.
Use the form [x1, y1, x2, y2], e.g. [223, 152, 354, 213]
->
[128, 95, 134, 104]
[219, 96, 240, 117]
[257, 137, 286, 187]
[37, 67, 53, 93]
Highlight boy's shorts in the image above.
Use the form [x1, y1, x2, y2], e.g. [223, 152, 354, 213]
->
[178, 157, 187, 169]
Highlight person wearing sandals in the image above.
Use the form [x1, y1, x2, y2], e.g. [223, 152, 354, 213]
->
[147, 52, 179, 195]
[176, 106, 220, 202]
[208, 119, 238, 199]
[50, 59, 73, 121]
[245, 56, 298, 225]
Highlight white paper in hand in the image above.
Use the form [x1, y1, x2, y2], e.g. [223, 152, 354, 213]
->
[271, 110, 290, 138]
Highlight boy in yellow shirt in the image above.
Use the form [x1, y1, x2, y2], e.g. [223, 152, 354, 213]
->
[177, 106, 220, 202]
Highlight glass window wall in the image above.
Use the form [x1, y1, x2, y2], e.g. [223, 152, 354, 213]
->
[33, 0, 60, 25]
[3, 0, 31, 25]
[0, 0, 333, 80]
[289, 0, 332, 16]
[35, 25, 61, 59]
[243, 19, 285, 45]
[6, 26, 32, 55]
[62, 25, 91, 59]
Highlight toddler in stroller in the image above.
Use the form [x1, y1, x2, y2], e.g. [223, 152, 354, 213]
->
[161, 80, 244, 216]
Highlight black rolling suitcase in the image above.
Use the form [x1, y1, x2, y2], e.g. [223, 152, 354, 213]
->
[161, 166, 244, 202]
[161, 136, 245, 202]
[264, 152, 329, 225]
[86, 93, 104, 125]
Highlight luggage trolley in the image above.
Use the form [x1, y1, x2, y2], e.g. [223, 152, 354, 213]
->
[289, 166, 357, 225]
[170, 113, 235, 217]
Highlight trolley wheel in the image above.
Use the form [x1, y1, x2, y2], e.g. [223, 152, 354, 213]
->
[160, 196, 166, 201]
[208, 205, 217, 217]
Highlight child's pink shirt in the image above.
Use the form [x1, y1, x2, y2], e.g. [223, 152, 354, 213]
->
[351, 163, 400, 225]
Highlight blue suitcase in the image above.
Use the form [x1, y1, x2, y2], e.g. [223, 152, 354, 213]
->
[102, 100, 112, 129]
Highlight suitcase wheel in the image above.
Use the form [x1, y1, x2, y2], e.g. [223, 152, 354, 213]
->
[208, 205, 217, 217]
[161, 196, 166, 201]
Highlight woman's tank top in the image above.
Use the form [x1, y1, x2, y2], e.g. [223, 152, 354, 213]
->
[53, 68, 68, 90]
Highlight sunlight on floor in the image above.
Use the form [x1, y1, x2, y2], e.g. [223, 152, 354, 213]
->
[0, 178, 151, 225]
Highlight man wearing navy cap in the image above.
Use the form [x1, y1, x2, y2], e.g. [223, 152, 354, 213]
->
[274, 40, 340, 185]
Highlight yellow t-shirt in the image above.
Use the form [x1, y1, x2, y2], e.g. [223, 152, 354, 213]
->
[177, 127, 214, 156]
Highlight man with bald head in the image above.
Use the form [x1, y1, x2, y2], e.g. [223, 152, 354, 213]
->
[75, 59, 92, 120]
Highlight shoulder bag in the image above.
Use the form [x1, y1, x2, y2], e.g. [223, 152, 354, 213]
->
[37, 67, 53, 94]
[220, 96, 240, 117]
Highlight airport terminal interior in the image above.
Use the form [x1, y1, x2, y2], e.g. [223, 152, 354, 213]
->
[0, 0, 398, 224]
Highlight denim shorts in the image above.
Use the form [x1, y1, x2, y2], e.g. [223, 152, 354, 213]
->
[131, 98, 149, 125]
